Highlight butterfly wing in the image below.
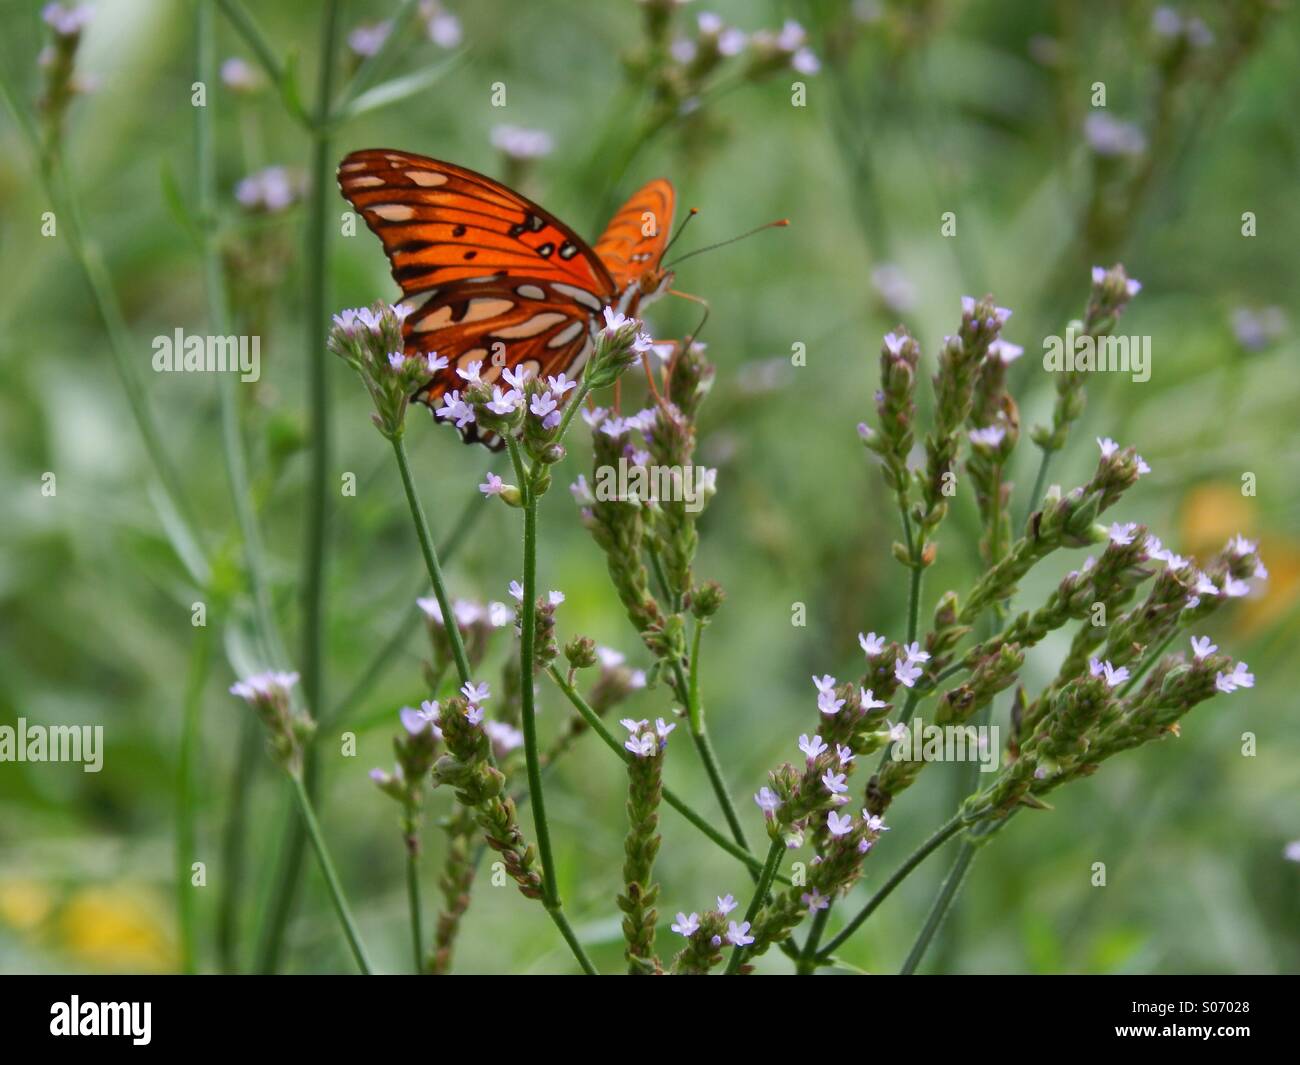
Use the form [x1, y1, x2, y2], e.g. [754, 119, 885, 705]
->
[337, 149, 618, 445]
[592, 178, 676, 290]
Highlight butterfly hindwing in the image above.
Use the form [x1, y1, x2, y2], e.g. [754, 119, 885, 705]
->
[593, 178, 676, 291]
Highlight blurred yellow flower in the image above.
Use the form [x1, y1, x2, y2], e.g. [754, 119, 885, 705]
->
[1179, 483, 1254, 558]
[0, 879, 53, 931]
[58, 886, 176, 971]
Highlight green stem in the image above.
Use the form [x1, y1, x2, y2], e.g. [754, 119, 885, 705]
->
[327, 483, 486, 726]
[672, 646, 750, 856]
[255, 0, 342, 974]
[332, 0, 422, 110]
[898, 813, 1014, 974]
[725, 838, 784, 974]
[390, 436, 473, 685]
[1117, 629, 1179, 698]
[217, 716, 260, 971]
[288, 773, 373, 973]
[546, 904, 599, 975]
[406, 828, 423, 973]
[544, 666, 783, 880]
[796, 907, 830, 976]
[1021, 446, 1055, 531]
[176, 621, 212, 975]
[517, 484, 559, 905]
[905, 561, 924, 645]
[817, 811, 968, 959]
[899, 839, 977, 975]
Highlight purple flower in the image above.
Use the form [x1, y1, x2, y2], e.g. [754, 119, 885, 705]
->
[821, 769, 848, 795]
[387, 352, 406, 370]
[671, 912, 700, 937]
[1109, 522, 1138, 546]
[546, 373, 577, 396]
[479, 472, 506, 497]
[399, 706, 429, 735]
[503, 366, 532, 389]
[490, 125, 553, 160]
[894, 660, 922, 688]
[1215, 662, 1254, 693]
[465, 704, 484, 726]
[717, 894, 737, 915]
[461, 680, 491, 703]
[1191, 635, 1217, 660]
[860, 688, 887, 712]
[798, 734, 827, 761]
[902, 641, 931, 664]
[802, 888, 829, 913]
[1088, 658, 1129, 688]
[859, 631, 886, 657]
[486, 386, 522, 415]
[969, 426, 1006, 448]
[812, 674, 836, 694]
[754, 787, 781, 815]
[508, 580, 524, 601]
[455, 359, 483, 384]
[826, 811, 853, 837]
[836, 743, 854, 766]
[1097, 436, 1119, 459]
[427, 352, 449, 373]
[726, 921, 755, 947]
[530, 390, 558, 421]
[817, 689, 845, 716]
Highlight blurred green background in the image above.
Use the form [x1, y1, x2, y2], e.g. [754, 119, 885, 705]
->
[1, 0, 1298, 974]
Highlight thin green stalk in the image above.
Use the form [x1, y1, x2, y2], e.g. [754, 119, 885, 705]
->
[543, 665, 783, 880]
[1118, 629, 1179, 698]
[796, 907, 830, 976]
[390, 437, 473, 685]
[327, 483, 487, 726]
[406, 831, 423, 973]
[672, 650, 750, 855]
[547, 905, 598, 976]
[898, 813, 1015, 974]
[905, 562, 924, 645]
[1021, 446, 1054, 531]
[900, 838, 976, 974]
[176, 620, 212, 975]
[517, 486, 558, 904]
[288, 773, 373, 973]
[217, 715, 260, 971]
[256, 0, 342, 974]
[725, 838, 784, 974]
[333, 0, 423, 109]
[817, 810, 968, 959]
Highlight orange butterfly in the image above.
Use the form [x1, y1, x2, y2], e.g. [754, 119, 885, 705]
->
[337, 149, 676, 447]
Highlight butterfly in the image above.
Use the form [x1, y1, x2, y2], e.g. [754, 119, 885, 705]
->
[337, 148, 677, 448]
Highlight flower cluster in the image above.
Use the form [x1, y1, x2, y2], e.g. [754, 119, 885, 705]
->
[229, 671, 314, 775]
[328, 302, 427, 439]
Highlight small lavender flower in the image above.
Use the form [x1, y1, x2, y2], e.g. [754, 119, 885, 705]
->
[859, 632, 886, 657]
[826, 810, 853, 837]
[1214, 662, 1254, 693]
[1190, 635, 1217, 660]
[799, 734, 828, 761]
[671, 912, 701, 937]
[801, 888, 830, 913]
[726, 921, 755, 947]
[717, 894, 738, 916]
[817, 689, 846, 715]
[755, 787, 781, 815]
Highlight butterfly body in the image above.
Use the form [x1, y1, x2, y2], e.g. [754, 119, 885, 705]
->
[337, 149, 675, 445]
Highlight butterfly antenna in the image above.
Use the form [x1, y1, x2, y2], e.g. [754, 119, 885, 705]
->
[663, 218, 789, 270]
[661, 207, 700, 258]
